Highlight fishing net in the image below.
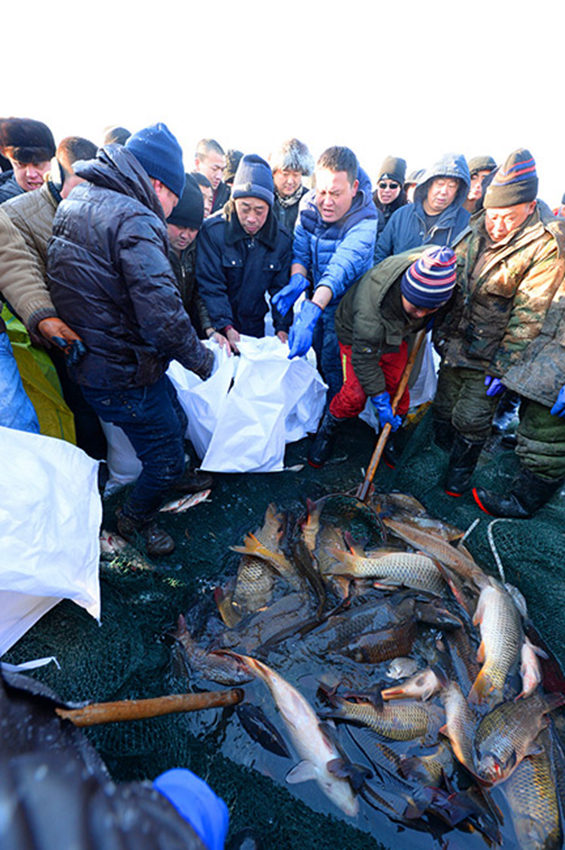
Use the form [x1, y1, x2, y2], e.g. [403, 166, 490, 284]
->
[3, 410, 564, 849]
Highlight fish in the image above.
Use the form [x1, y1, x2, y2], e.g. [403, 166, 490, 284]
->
[516, 636, 547, 700]
[173, 615, 253, 686]
[300, 498, 322, 554]
[235, 703, 291, 758]
[159, 488, 211, 513]
[324, 548, 446, 596]
[468, 580, 523, 705]
[325, 692, 444, 745]
[217, 591, 313, 654]
[225, 652, 361, 816]
[474, 692, 565, 785]
[214, 585, 242, 628]
[339, 620, 418, 664]
[381, 668, 444, 702]
[386, 657, 419, 680]
[230, 534, 303, 591]
[99, 529, 129, 556]
[99, 530, 155, 572]
[399, 741, 456, 786]
[232, 557, 276, 614]
[439, 681, 478, 774]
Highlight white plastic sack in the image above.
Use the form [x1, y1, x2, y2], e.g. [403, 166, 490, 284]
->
[0, 426, 102, 656]
[168, 336, 326, 472]
[100, 420, 142, 492]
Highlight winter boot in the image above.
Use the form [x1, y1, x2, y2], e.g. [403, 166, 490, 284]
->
[444, 433, 485, 496]
[473, 467, 564, 518]
[308, 409, 344, 468]
[491, 391, 521, 434]
[172, 468, 213, 494]
[432, 417, 456, 453]
[116, 508, 175, 556]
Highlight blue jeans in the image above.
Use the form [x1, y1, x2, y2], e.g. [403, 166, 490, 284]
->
[82, 375, 187, 520]
[312, 301, 342, 403]
[0, 332, 40, 434]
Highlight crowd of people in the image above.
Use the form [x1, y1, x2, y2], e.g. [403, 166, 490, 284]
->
[1, 117, 564, 558]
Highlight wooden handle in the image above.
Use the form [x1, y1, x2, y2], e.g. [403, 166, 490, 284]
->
[55, 688, 244, 727]
[357, 329, 428, 502]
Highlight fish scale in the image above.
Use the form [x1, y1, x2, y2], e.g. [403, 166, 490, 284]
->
[326, 549, 446, 595]
[331, 696, 444, 743]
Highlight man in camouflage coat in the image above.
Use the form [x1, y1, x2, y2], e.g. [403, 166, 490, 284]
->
[432, 149, 565, 496]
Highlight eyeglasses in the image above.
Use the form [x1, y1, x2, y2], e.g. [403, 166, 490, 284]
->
[378, 181, 400, 190]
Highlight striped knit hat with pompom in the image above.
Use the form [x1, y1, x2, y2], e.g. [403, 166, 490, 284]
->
[484, 149, 538, 208]
[401, 246, 457, 309]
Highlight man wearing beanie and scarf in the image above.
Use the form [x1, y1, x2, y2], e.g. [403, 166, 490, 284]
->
[431, 148, 565, 503]
[308, 246, 456, 467]
[196, 153, 293, 353]
[48, 124, 214, 556]
[0, 118, 56, 204]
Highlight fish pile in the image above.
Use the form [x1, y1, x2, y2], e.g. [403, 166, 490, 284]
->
[172, 493, 565, 849]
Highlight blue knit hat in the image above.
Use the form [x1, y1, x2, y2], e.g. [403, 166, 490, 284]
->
[483, 149, 538, 208]
[126, 123, 185, 198]
[401, 246, 457, 309]
[232, 153, 274, 207]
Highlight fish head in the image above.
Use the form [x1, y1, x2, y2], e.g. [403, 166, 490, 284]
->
[476, 753, 504, 785]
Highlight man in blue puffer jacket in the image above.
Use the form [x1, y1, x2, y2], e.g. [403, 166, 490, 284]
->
[275, 146, 378, 401]
[374, 152, 471, 264]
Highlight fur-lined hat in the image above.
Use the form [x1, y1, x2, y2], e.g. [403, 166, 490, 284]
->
[269, 138, 314, 176]
[0, 117, 55, 163]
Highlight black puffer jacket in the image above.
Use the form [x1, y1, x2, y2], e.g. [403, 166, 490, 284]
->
[47, 145, 213, 389]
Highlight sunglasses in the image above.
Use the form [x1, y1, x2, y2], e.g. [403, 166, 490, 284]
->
[378, 181, 400, 190]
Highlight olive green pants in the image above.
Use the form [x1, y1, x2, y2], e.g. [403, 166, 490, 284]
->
[433, 365, 499, 442]
[517, 399, 565, 480]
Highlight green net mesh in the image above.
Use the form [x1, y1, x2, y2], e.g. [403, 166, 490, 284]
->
[4, 410, 564, 849]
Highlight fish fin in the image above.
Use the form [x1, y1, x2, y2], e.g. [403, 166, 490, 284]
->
[327, 758, 371, 791]
[438, 723, 449, 739]
[543, 692, 565, 713]
[476, 640, 486, 664]
[286, 760, 317, 784]
[525, 742, 544, 757]
[468, 668, 494, 705]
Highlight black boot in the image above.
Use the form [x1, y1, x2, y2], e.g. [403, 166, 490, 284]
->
[116, 508, 175, 556]
[171, 467, 213, 494]
[445, 433, 485, 496]
[473, 467, 564, 518]
[433, 417, 456, 452]
[308, 409, 344, 468]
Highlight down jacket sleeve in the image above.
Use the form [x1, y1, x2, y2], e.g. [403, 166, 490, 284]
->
[316, 218, 378, 302]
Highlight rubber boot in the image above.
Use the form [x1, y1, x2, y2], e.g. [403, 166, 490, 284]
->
[171, 468, 213, 494]
[473, 467, 564, 518]
[433, 417, 456, 453]
[308, 409, 344, 468]
[116, 508, 175, 556]
[444, 433, 485, 496]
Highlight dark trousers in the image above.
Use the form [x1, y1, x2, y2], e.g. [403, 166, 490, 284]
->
[312, 302, 343, 403]
[82, 375, 187, 520]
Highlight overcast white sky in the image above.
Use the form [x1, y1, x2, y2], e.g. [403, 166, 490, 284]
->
[4, 0, 565, 205]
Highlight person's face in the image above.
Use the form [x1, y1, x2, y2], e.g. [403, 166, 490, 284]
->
[153, 181, 179, 218]
[167, 223, 199, 253]
[468, 169, 492, 202]
[401, 296, 440, 320]
[234, 197, 269, 236]
[197, 151, 225, 190]
[273, 168, 303, 198]
[315, 168, 358, 223]
[199, 185, 214, 217]
[424, 177, 460, 214]
[10, 158, 50, 192]
[484, 201, 536, 242]
[377, 179, 401, 206]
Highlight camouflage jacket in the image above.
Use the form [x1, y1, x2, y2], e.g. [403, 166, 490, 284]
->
[435, 203, 565, 377]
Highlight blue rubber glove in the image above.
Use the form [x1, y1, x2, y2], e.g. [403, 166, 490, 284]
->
[288, 299, 322, 358]
[370, 392, 402, 432]
[551, 385, 565, 417]
[484, 375, 505, 397]
[154, 768, 229, 850]
[272, 273, 309, 316]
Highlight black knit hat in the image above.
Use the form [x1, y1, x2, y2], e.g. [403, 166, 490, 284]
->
[484, 149, 538, 208]
[232, 154, 274, 207]
[377, 156, 407, 185]
[0, 117, 55, 163]
[224, 150, 244, 185]
[467, 155, 497, 176]
[167, 174, 204, 229]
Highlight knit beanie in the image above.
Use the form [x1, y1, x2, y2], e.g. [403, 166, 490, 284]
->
[401, 246, 457, 309]
[0, 118, 55, 163]
[483, 149, 538, 209]
[232, 154, 274, 207]
[126, 123, 185, 198]
[223, 149, 244, 185]
[377, 156, 407, 185]
[269, 138, 315, 176]
[467, 155, 497, 176]
[167, 173, 204, 229]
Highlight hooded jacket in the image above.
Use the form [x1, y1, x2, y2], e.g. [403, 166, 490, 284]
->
[47, 145, 213, 389]
[375, 153, 470, 264]
[292, 167, 379, 304]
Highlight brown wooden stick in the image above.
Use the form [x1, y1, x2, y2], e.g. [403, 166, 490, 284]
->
[357, 329, 428, 502]
[55, 688, 244, 727]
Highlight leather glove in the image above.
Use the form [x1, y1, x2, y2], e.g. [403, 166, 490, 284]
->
[370, 392, 402, 432]
[288, 300, 321, 359]
[272, 273, 309, 317]
[550, 385, 565, 417]
[484, 375, 505, 397]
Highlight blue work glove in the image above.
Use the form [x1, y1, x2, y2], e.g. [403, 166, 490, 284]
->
[288, 299, 322, 358]
[272, 273, 309, 317]
[484, 375, 505, 397]
[370, 392, 402, 432]
[154, 768, 229, 850]
[551, 385, 565, 417]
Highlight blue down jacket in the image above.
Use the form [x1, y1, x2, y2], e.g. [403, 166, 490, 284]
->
[47, 145, 213, 390]
[375, 153, 470, 264]
[292, 168, 379, 304]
